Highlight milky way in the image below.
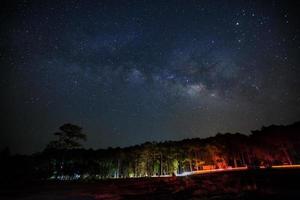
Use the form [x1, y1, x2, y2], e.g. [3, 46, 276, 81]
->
[1, 0, 299, 153]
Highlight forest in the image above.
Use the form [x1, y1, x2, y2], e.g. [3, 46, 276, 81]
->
[1, 121, 299, 182]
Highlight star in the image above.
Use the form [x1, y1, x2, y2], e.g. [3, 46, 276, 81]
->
[1, 0, 299, 153]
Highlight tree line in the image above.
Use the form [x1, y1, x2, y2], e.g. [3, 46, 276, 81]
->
[1, 121, 300, 182]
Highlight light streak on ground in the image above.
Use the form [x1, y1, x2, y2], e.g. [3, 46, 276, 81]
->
[175, 165, 300, 177]
[271, 164, 300, 169]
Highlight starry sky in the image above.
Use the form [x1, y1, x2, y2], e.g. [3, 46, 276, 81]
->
[1, 0, 299, 154]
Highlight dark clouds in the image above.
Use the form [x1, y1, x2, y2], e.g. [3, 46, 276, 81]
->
[1, 0, 300, 154]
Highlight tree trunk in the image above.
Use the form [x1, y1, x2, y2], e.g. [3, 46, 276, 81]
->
[233, 156, 237, 168]
[282, 146, 292, 165]
[160, 153, 162, 176]
[246, 149, 251, 165]
[240, 152, 246, 166]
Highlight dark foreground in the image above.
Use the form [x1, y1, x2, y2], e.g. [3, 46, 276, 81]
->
[1, 168, 300, 200]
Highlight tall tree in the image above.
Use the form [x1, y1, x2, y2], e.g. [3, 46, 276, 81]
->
[45, 123, 86, 179]
[46, 123, 87, 150]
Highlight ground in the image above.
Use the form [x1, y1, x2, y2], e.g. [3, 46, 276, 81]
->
[1, 168, 300, 200]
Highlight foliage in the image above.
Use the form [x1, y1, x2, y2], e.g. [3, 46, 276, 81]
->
[46, 123, 86, 150]
[1, 121, 300, 182]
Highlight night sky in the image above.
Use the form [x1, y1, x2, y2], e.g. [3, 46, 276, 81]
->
[1, 0, 299, 154]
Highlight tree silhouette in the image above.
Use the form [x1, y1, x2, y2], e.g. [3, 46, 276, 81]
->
[44, 123, 86, 179]
[47, 123, 87, 150]
[28, 121, 300, 180]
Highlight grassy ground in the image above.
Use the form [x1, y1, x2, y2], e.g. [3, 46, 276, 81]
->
[1, 168, 300, 200]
